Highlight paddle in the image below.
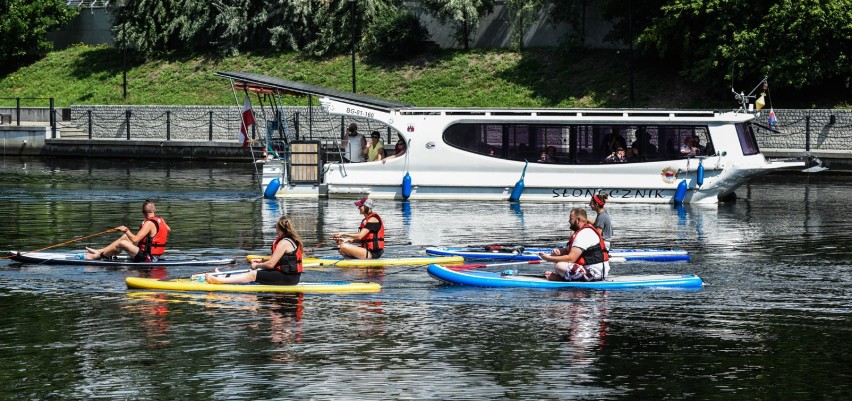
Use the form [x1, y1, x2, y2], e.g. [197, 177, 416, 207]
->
[3, 227, 122, 261]
[451, 260, 542, 271]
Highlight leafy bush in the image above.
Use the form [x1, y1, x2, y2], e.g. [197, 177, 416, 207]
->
[362, 8, 430, 60]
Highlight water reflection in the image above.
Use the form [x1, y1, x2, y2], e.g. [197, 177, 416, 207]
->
[2, 158, 852, 400]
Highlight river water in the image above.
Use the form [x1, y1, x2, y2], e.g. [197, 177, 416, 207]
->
[0, 157, 850, 400]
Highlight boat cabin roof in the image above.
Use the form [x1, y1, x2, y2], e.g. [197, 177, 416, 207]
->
[218, 71, 751, 123]
[216, 71, 412, 111]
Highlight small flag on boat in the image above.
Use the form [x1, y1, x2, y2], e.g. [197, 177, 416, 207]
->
[239, 95, 255, 148]
[768, 109, 778, 130]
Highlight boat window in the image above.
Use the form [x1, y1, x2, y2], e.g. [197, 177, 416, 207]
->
[443, 123, 712, 164]
[737, 123, 760, 156]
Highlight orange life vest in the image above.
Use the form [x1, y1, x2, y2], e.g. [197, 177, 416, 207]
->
[359, 212, 385, 251]
[272, 236, 303, 274]
[139, 216, 169, 256]
[568, 223, 609, 266]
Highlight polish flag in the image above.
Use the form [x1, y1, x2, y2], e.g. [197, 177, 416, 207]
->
[239, 95, 255, 148]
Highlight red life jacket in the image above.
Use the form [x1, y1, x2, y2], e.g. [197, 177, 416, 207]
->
[568, 223, 609, 266]
[139, 216, 169, 256]
[272, 236, 303, 274]
[359, 212, 385, 251]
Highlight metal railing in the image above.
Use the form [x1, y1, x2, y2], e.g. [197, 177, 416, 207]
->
[0, 97, 58, 138]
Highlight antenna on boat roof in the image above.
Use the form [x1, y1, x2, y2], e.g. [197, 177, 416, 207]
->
[732, 77, 769, 113]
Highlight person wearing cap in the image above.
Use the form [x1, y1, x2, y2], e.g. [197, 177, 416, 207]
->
[341, 123, 366, 163]
[588, 193, 613, 250]
[332, 197, 385, 259]
[365, 131, 386, 162]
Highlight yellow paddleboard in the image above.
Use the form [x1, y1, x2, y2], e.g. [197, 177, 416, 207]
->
[246, 255, 464, 267]
[126, 277, 381, 293]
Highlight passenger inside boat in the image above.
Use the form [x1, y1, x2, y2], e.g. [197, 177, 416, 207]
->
[382, 135, 406, 164]
[629, 128, 658, 161]
[537, 146, 558, 163]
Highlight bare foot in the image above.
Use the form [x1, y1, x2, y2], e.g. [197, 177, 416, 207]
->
[83, 249, 101, 260]
[545, 271, 566, 282]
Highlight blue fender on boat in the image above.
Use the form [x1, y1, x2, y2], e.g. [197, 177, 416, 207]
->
[263, 178, 281, 199]
[674, 179, 687, 204]
[509, 161, 529, 202]
[402, 172, 412, 199]
[697, 161, 705, 187]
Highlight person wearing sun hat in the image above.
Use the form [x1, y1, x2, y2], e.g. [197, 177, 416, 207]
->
[332, 197, 385, 259]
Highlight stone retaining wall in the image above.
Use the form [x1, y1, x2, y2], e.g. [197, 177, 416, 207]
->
[752, 109, 851, 151]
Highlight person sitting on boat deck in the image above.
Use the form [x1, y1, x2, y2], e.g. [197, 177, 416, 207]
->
[332, 197, 384, 259]
[365, 131, 386, 162]
[604, 147, 628, 163]
[382, 135, 406, 164]
[84, 199, 171, 262]
[341, 123, 366, 163]
[588, 194, 613, 250]
[539, 208, 610, 282]
[206, 216, 303, 285]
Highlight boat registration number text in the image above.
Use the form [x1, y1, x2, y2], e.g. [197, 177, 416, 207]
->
[346, 107, 374, 119]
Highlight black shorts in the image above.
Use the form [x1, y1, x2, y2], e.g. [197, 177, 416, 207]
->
[367, 249, 383, 259]
[256, 270, 301, 285]
[132, 252, 150, 263]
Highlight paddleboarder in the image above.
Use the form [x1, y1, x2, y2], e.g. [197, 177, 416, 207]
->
[206, 215, 303, 285]
[83, 200, 170, 262]
[588, 193, 613, 250]
[539, 208, 610, 281]
[332, 197, 385, 259]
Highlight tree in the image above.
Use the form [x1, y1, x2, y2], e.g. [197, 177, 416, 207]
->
[504, 0, 543, 51]
[421, 0, 494, 50]
[600, 0, 851, 92]
[0, 0, 76, 71]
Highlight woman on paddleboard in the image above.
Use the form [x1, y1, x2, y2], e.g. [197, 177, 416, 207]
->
[588, 193, 613, 250]
[206, 216, 303, 285]
[332, 197, 385, 259]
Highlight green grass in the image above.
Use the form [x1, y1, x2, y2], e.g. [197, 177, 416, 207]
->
[0, 44, 847, 109]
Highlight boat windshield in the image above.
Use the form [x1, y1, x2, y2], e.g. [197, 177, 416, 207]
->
[736, 123, 761, 156]
[443, 123, 713, 164]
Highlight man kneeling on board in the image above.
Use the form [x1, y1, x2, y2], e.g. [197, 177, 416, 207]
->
[84, 200, 170, 262]
[539, 208, 610, 281]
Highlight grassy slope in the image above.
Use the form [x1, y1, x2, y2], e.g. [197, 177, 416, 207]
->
[0, 44, 844, 109]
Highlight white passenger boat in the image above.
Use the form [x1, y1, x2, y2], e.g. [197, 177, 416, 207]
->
[218, 72, 806, 204]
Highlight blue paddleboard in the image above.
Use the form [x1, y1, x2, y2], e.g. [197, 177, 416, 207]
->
[427, 264, 703, 290]
[425, 246, 690, 262]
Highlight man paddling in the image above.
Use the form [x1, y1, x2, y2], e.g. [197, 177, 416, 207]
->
[84, 200, 170, 262]
[539, 208, 610, 281]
